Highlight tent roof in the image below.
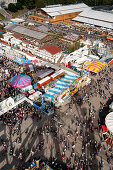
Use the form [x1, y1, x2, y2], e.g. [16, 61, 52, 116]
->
[11, 18, 25, 22]
[77, 9, 113, 23]
[84, 60, 106, 73]
[73, 16, 113, 29]
[41, 3, 90, 17]
[105, 112, 113, 134]
[9, 74, 31, 89]
[73, 9, 113, 29]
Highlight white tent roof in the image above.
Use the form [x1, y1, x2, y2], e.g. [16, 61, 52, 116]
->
[73, 9, 113, 29]
[105, 112, 113, 134]
[11, 18, 25, 22]
[41, 3, 90, 17]
[88, 55, 99, 60]
[73, 16, 113, 29]
[38, 76, 51, 85]
[79, 9, 113, 23]
[29, 91, 42, 101]
[76, 56, 88, 63]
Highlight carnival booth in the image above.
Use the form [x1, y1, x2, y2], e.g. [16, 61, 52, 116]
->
[28, 91, 42, 101]
[37, 76, 51, 88]
[51, 69, 65, 80]
[105, 112, 113, 146]
[21, 85, 33, 93]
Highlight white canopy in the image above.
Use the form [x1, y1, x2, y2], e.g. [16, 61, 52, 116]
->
[105, 112, 113, 134]
[11, 18, 25, 23]
[29, 91, 42, 101]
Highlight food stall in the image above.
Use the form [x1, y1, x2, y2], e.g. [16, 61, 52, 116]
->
[28, 91, 42, 101]
[51, 69, 65, 80]
[37, 76, 51, 88]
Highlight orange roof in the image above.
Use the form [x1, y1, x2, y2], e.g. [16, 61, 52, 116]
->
[40, 45, 62, 55]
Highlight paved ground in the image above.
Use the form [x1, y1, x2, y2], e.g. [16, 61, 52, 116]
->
[0, 22, 113, 169]
[0, 69, 113, 169]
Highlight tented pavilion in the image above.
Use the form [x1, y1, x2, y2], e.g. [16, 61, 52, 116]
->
[84, 60, 107, 73]
[29, 3, 90, 24]
[73, 9, 113, 29]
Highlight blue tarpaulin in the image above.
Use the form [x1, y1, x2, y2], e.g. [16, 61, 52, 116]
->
[14, 57, 31, 66]
[33, 103, 40, 110]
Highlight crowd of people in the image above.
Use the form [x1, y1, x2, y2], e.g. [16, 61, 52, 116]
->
[0, 21, 113, 169]
[0, 59, 113, 169]
[0, 100, 44, 169]
[0, 56, 22, 102]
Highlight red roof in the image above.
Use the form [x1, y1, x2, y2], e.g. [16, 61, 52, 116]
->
[40, 45, 62, 55]
[13, 32, 23, 39]
[23, 40, 31, 44]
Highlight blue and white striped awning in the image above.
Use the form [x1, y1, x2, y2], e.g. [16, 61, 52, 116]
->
[44, 73, 80, 102]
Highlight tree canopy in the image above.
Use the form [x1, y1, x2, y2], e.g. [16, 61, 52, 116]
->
[83, 0, 113, 6]
[8, 3, 17, 12]
[9, 0, 113, 11]
[35, 0, 113, 7]
[24, 0, 35, 9]
[16, 2, 23, 10]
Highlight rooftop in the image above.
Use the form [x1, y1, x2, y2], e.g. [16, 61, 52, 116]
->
[41, 3, 90, 17]
[73, 9, 113, 23]
[5, 24, 48, 40]
[12, 32, 24, 39]
[40, 45, 62, 55]
[73, 16, 113, 29]
[11, 18, 25, 22]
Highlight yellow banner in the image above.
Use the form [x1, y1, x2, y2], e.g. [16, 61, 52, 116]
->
[36, 160, 39, 168]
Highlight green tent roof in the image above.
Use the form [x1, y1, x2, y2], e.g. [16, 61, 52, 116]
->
[105, 58, 113, 63]
[63, 51, 70, 54]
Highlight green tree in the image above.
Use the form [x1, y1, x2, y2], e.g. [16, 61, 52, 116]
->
[59, 0, 65, 4]
[0, 24, 4, 30]
[16, 2, 23, 10]
[80, 43, 85, 47]
[25, 0, 35, 9]
[46, 0, 54, 5]
[8, 3, 17, 12]
[35, 0, 45, 8]
[17, 0, 25, 4]
[83, 0, 95, 6]
[102, 0, 112, 5]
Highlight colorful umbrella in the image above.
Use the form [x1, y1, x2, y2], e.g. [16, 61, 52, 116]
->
[9, 74, 31, 89]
